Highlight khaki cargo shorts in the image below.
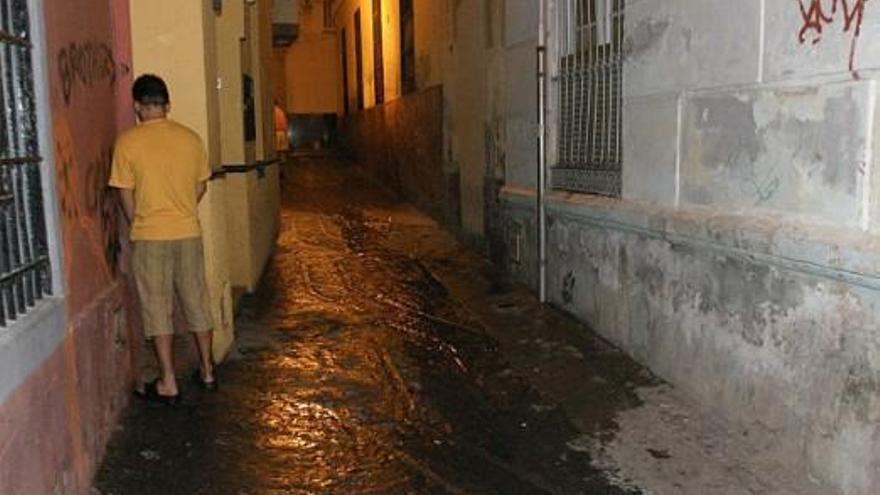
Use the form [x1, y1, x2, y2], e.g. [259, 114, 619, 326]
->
[133, 238, 213, 338]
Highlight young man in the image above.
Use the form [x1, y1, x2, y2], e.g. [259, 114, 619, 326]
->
[110, 74, 216, 404]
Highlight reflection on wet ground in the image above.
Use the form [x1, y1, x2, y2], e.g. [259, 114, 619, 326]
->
[94, 158, 645, 494]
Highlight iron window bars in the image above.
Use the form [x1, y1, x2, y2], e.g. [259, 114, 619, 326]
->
[554, 0, 624, 196]
[0, 0, 52, 327]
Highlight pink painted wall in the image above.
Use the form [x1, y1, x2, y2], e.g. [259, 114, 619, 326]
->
[0, 1, 138, 493]
[48, 0, 130, 303]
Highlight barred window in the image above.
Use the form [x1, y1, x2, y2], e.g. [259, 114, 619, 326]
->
[553, 0, 624, 196]
[0, 1, 53, 326]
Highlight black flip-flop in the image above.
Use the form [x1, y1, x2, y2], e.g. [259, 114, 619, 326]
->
[192, 369, 218, 391]
[140, 379, 181, 406]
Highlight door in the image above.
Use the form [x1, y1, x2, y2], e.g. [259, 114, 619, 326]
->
[340, 27, 350, 115]
[354, 9, 364, 110]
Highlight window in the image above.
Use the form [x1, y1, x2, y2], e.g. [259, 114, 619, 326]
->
[0, 0, 53, 326]
[553, 0, 624, 196]
[399, 0, 415, 94]
[371, 0, 385, 104]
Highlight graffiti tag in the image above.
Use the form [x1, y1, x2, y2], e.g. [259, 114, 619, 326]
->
[55, 136, 122, 277]
[797, 0, 868, 76]
[58, 41, 129, 106]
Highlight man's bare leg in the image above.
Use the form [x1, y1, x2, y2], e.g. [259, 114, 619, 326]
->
[153, 334, 178, 396]
[193, 330, 215, 383]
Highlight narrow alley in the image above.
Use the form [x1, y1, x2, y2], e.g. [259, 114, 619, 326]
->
[94, 158, 828, 495]
[6, 1, 880, 494]
[94, 157, 631, 494]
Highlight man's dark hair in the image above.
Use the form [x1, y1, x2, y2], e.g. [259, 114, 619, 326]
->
[132, 74, 170, 105]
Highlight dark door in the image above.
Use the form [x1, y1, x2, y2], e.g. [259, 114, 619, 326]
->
[400, 0, 415, 94]
[340, 27, 350, 115]
[354, 9, 364, 110]
[372, 0, 384, 104]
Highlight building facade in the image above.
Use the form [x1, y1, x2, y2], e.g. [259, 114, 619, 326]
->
[0, 1, 134, 492]
[502, 1, 880, 494]
[330, 0, 507, 249]
[0, 1, 281, 493]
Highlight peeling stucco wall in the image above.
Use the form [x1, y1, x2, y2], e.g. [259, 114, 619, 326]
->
[501, 1, 880, 494]
[503, 186, 880, 495]
[681, 83, 870, 228]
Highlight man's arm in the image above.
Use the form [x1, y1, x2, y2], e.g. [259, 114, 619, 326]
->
[118, 188, 135, 224]
[196, 181, 207, 203]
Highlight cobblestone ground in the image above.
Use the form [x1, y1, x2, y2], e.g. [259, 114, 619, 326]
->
[94, 158, 829, 495]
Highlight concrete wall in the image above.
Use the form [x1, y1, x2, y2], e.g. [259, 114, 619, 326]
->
[219, 1, 281, 295]
[447, 0, 506, 247]
[0, 0, 136, 493]
[252, 0, 277, 162]
[332, 0, 456, 228]
[216, 0, 246, 166]
[413, 0, 448, 90]
[341, 86, 458, 224]
[286, 35, 337, 114]
[224, 163, 281, 294]
[272, 47, 288, 107]
[286, 0, 338, 114]
[500, 1, 880, 494]
[333, 0, 507, 252]
[503, 0, 538, 189]
[333, 0, 449, 111]
[450, 0, 488, 239]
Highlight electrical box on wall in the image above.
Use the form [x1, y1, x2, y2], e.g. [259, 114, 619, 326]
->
[273, 0, 299, 46]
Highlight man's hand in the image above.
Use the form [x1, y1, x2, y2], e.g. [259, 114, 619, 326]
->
[119, 188, 135, 224]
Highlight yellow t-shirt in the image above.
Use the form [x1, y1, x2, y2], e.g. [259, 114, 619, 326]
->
[109, 119, 211, 240]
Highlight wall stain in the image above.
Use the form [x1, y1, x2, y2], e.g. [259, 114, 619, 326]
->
[562, 271, 576, 305]
[624, 18, 669, 60]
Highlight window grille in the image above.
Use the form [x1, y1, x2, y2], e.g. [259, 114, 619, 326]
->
[0, 1, 52, 326]
[553, 0, 624, 196]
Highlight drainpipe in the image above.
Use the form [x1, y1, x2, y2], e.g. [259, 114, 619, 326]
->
[537, 0, 548, 303]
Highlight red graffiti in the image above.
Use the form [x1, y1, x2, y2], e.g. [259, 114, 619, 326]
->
[797, 0, 868, 76]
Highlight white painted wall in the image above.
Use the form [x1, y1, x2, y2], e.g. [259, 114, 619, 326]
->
[498, 0, 880, 230]
[504, 0, 539, 188]
[501, 2, 880, 494]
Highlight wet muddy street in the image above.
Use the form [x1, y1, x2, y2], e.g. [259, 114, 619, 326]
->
[95, 158, 647, 494]
[94, 158, 832, 495]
